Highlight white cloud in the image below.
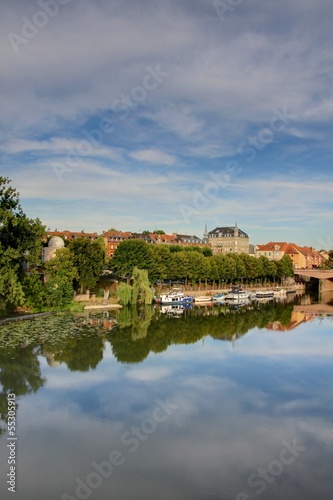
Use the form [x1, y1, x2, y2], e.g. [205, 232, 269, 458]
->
[126, 367, 172, 381]
[129, 149, 176, 165]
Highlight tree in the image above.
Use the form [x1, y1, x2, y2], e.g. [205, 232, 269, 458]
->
[117, 268, 153, 305]
[110, 240, 155, 280]
[44, 248, 78, 309]
[69, 237, 106, 292]
[276, 254, 294, 280]
[258, 256, 277, 282]
[187, 252, 208, 286]
[0, 177, 45, 309]
[170, 251, 189, 282]
[152, 245, 172, 283]
[202, 246, 213, 257]
[131, 268, 153, 304]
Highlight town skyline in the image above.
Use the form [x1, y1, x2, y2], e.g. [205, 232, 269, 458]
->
[44, 225, 326, 253]
[1, 0, 333, 250]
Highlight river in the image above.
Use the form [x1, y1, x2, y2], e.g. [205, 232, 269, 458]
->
[0, 294, 332, 499]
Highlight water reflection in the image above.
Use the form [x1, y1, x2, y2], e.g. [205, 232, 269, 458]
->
[0, 294, 333, 499]
[0, 297, 318, 374]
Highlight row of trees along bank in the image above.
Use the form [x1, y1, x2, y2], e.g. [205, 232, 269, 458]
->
[109, 239, 294, 288]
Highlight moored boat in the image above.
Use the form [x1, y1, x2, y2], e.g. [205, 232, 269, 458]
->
[158, 288, 194, 305]
[212, 293, 225, 302]
[256, 290, 274, 298]
[225, 285, 251, 301]
[194, 295, 212, 303]
[273, 288, 287, 297]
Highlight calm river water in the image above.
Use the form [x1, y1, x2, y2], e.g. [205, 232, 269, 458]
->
[0, 294, 333, 500]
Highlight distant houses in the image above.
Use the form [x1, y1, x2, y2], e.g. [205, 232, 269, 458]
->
[44, 229, 208, 259]
[42, 227, 326, 270]
[255, 242, 324, 269]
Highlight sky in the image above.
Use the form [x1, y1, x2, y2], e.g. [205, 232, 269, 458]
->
[1, 0, 333, 248]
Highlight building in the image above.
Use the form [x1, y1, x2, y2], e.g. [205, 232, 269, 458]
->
[174, 234, 205, 247]
[255, 242, 289, 260]
[208, 224, 249, 255]
[285, 244, 324, 269]
[255, 241, 324, 269]
[43, 230, 98, 243]
[42, 235, 65, 262]
[102, 230, 132, 258]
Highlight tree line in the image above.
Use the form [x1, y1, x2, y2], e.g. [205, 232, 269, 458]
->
[109, 239, 294, 287]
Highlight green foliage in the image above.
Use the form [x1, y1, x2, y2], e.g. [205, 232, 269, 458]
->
[69, 237, 106, 291]
[151, 245, 172, 283]
[117, 268, 153, 305]
[202, 246, 213, 257]
[22, 271, 45, 311]
[44, 247, 78, 281]
[132, 267, 153, 305]
[276, 254, 294, 278]
[43, 248, 78, 310]
[44, 277, 75, 310]
[111, 239, 155, 279]
[108, 238, 295, 286]
[0, 177, 45, 309]
[117, 282, 133, 306]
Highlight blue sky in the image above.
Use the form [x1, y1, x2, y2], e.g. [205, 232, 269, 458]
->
[1, 0, 333, 247]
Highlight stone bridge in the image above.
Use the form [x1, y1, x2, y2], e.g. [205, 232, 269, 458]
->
[294, 269, 333, 292]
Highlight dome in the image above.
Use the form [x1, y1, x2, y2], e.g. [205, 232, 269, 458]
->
[48, 236, 65, 248]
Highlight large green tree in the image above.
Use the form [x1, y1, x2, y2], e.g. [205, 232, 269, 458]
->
[0, 177, 45, 309]
[110, 239, 156, 279]
[275, 254, 294, 280]
[44, 247, 78, 309]
[69, 237, 106, 292]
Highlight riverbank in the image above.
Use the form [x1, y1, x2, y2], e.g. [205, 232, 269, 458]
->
[0, 311, 54, 325]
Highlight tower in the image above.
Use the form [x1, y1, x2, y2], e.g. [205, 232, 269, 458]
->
[203, 223, 208, 244]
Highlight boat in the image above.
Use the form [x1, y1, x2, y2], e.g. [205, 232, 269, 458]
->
[225, 285, 251, 301]
[255, 290, 274, 298]
[158, 288, 194, 305]
[212, 293, 225, 302]
[194, 295, 212, 303]
[273, 288, 287, 297]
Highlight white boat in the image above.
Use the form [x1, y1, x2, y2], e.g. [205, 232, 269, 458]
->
[256, 290, 274, 298]
[225, 286, 251, 301]
[194, 295, 212, 303]
[158, 288, 194, 305]
[273, 288, 287, 297]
